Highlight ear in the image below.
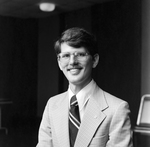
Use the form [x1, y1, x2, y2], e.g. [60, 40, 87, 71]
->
[92, 54, 99, 68]
[58, 59, 63, 71]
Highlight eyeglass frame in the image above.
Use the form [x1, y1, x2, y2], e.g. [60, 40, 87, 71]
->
[57, 51, 90, 63]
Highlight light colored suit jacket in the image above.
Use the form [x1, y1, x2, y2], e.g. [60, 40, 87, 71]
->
[37, 84, 133, 147]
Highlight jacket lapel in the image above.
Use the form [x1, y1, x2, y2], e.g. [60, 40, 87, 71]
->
[75, 87, 108, 147]
[51, 92, 70, 147]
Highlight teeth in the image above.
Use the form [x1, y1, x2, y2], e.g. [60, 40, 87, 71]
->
[70, 69, 78, 71]
[70, 69, 80, 74]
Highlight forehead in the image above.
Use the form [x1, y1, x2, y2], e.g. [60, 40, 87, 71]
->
[60, 43, 87, 53]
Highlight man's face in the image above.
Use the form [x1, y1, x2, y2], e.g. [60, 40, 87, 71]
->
[58, 43, 98, 87]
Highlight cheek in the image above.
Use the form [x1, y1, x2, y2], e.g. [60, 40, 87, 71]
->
[84, 61, 93, 70]
[58, 61, 66, 71]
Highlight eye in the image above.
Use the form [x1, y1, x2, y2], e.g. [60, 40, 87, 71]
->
[77, 52, 86, 57]
[62, 53, 70, 58]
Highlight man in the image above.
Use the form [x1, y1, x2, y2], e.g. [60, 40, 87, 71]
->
[37, 27, 133, 147]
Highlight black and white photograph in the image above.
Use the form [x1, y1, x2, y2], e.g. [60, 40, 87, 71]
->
[0, 0, 149, 147]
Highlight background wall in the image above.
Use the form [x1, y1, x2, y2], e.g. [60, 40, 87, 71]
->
[141, 0, 150, 95]
[0, 17, 38, 127]
[37, 15, 60, 116]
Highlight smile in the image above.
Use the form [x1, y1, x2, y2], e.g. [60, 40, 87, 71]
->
[68, 68, 82, 74]
[67, 66, 82, 71]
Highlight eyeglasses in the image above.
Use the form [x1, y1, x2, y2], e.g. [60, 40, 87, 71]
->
[58, 52, 90, 63]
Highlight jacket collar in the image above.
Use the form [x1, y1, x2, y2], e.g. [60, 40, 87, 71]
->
[51, 92, 70, 147]
[74, 85, 108, 147]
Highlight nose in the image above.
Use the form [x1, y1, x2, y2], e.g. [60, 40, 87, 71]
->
[69, 54, 78, 64]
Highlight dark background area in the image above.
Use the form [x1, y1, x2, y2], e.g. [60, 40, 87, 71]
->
[0, 0, 141, 146]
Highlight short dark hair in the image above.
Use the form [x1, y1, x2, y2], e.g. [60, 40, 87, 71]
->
[54, 27, 98, 56]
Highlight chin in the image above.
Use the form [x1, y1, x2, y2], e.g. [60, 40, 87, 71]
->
[69, 80, 80, 85]
[69, 79, 82, 85]
[69, 78, 87, 86]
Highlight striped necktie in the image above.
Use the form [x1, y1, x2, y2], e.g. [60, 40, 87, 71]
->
[69, 95, 81, 147]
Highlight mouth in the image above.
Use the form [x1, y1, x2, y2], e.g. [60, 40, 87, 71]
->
[67, 67, 82, 74]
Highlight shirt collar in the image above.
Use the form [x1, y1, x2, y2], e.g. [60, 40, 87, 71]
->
[68, 80, 96, 111]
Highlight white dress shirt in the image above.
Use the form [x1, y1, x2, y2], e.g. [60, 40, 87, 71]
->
[68, 80, 96, 121]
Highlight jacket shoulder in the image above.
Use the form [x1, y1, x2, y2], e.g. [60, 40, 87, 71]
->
[46, 91, 68, 108]
[104, 91, 127, 104]
[103, 90, 129, 112]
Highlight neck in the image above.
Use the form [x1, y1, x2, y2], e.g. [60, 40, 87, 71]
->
[69, 79, 92, 95]
[69, 85, 81, 95]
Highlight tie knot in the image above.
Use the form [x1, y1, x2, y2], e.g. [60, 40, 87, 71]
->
[70, 95, 78, 106]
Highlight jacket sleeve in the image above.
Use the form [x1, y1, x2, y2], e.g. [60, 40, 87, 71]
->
[36, 101, 53, 147]
[106, 101, 133, 147]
